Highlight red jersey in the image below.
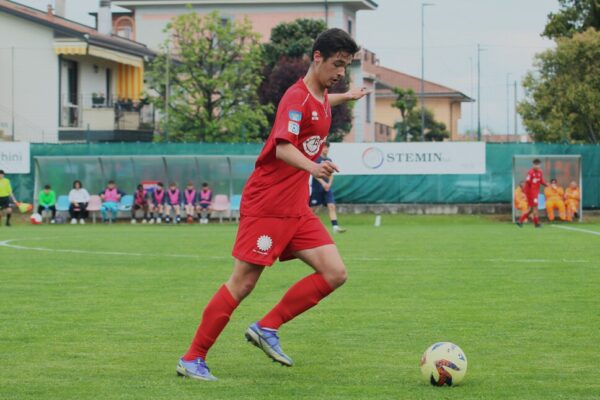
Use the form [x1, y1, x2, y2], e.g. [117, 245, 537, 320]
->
[241, 79, 331, 217]
[524, 168, 547, 196]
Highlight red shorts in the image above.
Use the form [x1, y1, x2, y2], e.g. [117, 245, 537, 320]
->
[527, 192, 539, 207]
[232, 213, 334, 266]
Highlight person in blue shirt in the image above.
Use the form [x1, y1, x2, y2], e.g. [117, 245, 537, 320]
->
[309, 143, 346, 233]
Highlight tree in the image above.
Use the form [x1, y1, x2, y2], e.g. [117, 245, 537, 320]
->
[543, 0, 600, 39]
[391, 88, 449, 142]
[145, 10, 271, 142]
[258, 19, 354, 142]
[519, 28, 600, 143]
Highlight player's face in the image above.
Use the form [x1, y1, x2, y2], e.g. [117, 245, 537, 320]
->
[570, 181, 577, 189]
[314, 51, 353, 89]
[533, 164, 540, 170]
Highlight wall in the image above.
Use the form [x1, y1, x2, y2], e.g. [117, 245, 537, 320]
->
[0, 12, 58, 142]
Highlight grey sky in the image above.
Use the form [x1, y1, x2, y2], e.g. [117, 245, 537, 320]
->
[18, 0, 559, 135]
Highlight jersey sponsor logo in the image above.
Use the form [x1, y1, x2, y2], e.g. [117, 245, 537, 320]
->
[288, 121, 300, 135]
[311, 111, 319, 121]
[288, 110, 302, 121]
[253, 235, 273, 255]
[303, 135, 323, 156]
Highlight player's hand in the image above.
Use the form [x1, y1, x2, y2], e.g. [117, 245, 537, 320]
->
[345, 87, 369, 101]
[311, 160, 339, 180]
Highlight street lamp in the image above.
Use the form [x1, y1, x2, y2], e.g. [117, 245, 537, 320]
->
[420, 2, 435, 141]
[477, 43, 485, 141]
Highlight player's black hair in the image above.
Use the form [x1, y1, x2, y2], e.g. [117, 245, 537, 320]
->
[533, 158, 541, 165]
[311, 28, 359, 61]
[108, 180, 115, 184]
[0, 170, 4, 175]
[72, 180, 82, 188]
[202, 182, 208, 187]
[137, 184, 143, 190]
[324, 142, 331, 148]
[551, 178, 557, 183]
[44, 184, 51, 189]
[157, 182, 164, 188]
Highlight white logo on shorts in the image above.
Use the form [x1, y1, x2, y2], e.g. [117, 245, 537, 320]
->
[256, 235, 273, 253]
[303, 135, 323, 156]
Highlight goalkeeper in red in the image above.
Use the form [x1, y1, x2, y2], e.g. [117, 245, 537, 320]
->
[516, 158, 548, 228]
[176, 28, 366, 381]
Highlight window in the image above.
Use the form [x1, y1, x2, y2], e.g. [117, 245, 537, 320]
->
[347, 18, 353, 36]
[366, 93, 372, 123]
[115, 17, 134, 40]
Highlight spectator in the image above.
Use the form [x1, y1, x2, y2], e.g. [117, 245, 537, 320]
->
[0, 169, 18, 227]
[183, 182, 197, 222]
[514, 181, 529, 219]
[165, 182, 182, 224]
[544, 178, 566, 222]
[132, 184, 150, 224]
[309, 143, 346, 233]
[149, 182, 166, 224]
[99, 180, 124, 223]
[68, 180, 90, 224]
[37, 184, 57, 224]
[564, 181, 581, 222]
[197, 182, 212, 224]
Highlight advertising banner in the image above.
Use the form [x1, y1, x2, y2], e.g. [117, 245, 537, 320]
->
[0, 142, 30, 173]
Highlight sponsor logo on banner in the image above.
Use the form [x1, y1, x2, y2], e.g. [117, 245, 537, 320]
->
[288, 110, 302, 121]
[329, 142, 486, 175]
[288, 121, 300, 135]
[0, 142, 30, 174]
[362, 147, 385, 169]
[303, 136, 323, 156]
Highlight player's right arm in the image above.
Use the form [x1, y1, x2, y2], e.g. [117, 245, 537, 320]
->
[275, 142, 338, 180]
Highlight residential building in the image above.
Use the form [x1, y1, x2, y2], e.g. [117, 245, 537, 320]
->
[0, 0, 155, 143]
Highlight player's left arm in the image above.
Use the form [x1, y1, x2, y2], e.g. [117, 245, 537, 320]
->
[329, 87, 369, 107]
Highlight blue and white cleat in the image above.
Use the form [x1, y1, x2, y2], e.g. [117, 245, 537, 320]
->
[176, 357, 218, 381]
[245, 322, 293, 366]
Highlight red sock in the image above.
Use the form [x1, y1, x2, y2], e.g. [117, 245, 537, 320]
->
[518, 212, 529, 223]
[259, 273, 334, 330]
[183, 285, 238, 361]
[533, 216, 540, 225]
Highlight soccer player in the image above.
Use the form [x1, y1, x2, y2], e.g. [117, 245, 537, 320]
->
[0, 169, 18, 227]
[164, 182, 182, 224]
[37, 184, 57, 223]
[516, 159, 548, 228]
[183, 182, 197, 222]
[149, 182, 166, 224]
[196, 182, 212, 224]
[543, 179, 566, 222]
[131, 184, 150, 224]
[310, 142, 346, 233]
[514, 181, 529, 219]
[99, 180, 124, 224]
[564, 181, 580, 222]
[176, 28, 366, 381]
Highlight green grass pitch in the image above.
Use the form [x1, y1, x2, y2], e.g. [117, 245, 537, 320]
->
[1, 214, 599, 400]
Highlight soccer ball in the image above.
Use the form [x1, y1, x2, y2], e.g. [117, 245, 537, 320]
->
[30, 213, 43, 225]
[420, 342, 467, 386]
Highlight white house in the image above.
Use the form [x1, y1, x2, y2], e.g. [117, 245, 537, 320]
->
[0, 0, 155, 143]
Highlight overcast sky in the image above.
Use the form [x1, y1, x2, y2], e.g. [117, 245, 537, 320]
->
[18, 0, 559, 135]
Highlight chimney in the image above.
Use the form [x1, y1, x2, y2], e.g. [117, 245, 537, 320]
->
[55, 0, 65, 17]
[47, 4, 53, 17]
[98, 0, 112, 35]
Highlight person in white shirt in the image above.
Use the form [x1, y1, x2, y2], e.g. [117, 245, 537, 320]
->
[68, 180, 90, 224]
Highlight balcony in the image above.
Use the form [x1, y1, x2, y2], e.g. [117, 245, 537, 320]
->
[59, 93, 156, 142]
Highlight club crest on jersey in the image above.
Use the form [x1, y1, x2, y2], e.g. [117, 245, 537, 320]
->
[311, 111, 319, 121]
[288, 121, 300, 135]
[288, 110, 302, 121]
[303, 135, 323, 156]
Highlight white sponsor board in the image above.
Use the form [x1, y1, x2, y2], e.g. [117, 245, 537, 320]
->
[0, 142, 30, 173]
[328, 142, 485, 175]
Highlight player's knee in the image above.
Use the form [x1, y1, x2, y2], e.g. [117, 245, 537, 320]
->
[326, 266, 347, 288]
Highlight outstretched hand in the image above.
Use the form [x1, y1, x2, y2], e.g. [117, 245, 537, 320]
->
[345, 86, 369, 101]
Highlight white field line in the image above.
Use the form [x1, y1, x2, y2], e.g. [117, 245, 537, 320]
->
[551, 225, 600, 236]
[0, 239, 592, 264]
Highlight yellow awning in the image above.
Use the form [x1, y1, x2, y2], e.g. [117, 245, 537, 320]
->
[89, 45, 143, 68]
[117, 64, 144, 101]
[54, 41, 87, 55]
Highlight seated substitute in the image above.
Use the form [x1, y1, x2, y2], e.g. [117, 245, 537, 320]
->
[183, 182, 197, 222]
[197, 182, 212, 224]
[543, 178, 566, 222]
[564, 181, 581, 222]
[68, 180, 90, 224]
[165, 182, 182, 224]
[132, 184, 151, 224]
[514, 181, 529, 220]
[38, 184, 57, 224]
[149, 182, 166, 224]
[99, 180, 125, 223]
